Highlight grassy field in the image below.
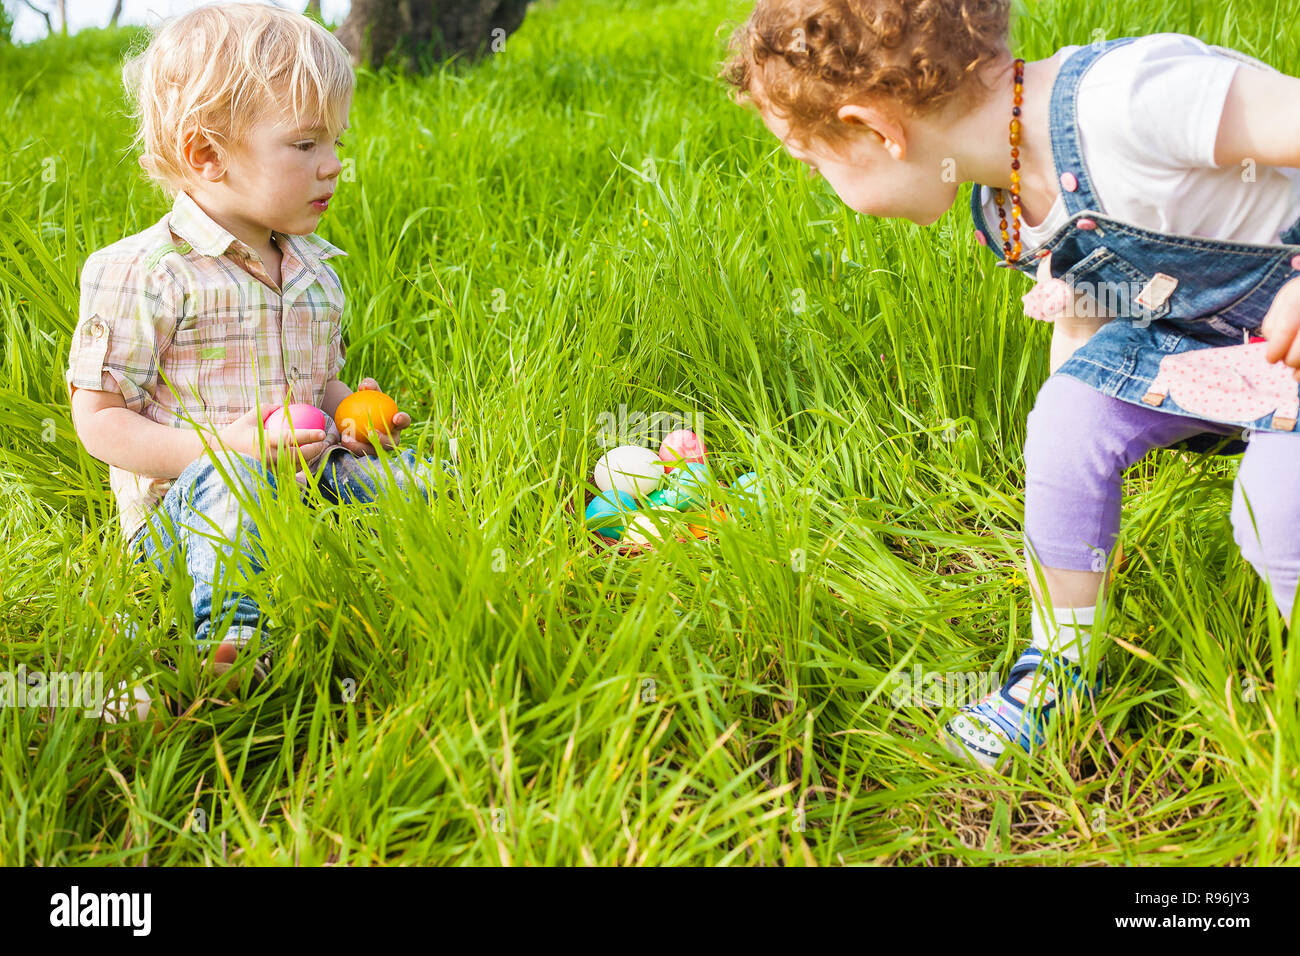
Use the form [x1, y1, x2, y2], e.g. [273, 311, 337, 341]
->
[0, 0, 1297, 865]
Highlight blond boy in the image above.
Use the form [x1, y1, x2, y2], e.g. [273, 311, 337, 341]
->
[67, 4, 443, 697]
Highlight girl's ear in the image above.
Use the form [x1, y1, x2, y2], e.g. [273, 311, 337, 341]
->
[837, 103, 905, 160]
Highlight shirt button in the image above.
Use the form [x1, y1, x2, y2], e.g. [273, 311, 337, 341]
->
[91, 319, 107, 337]
[1060, 172, 1079, 192]
[1077, 218, 1097, 230]
[290, 367, 299, 378]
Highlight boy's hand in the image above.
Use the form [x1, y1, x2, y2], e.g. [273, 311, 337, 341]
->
[1262, 276, 1300, 381]
[340, 377, 412, 456]
[218, 406, 331, 468]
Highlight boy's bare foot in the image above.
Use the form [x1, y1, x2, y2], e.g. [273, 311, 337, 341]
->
[206, 639, 271, 698]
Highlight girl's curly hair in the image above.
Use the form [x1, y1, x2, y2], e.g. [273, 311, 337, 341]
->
[720, 0, 1012, 151]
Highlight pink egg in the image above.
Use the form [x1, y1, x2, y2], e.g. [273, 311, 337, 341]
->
[263, 403, 326, 441]
[658, 429, 707, 471]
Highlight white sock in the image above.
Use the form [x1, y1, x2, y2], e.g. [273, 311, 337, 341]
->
[1030, 604, 1097, 664]
[1004, 605, 1099, 707]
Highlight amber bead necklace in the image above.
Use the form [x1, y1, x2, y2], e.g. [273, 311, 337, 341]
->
[993, 57, 1025, 263]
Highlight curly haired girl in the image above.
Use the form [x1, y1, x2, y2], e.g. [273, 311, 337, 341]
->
[722, 0, 1300, 770]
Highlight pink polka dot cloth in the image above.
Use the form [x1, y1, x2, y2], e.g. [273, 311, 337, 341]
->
[1020, 252, 1073, 322]
[1143, 340, 1299, 431]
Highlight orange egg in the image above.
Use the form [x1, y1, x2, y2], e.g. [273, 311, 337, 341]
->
[336, 389, 400, 443]
[689, 506, 728, 539]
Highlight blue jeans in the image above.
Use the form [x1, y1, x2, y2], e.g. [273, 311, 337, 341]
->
[128, 445, 453, 651]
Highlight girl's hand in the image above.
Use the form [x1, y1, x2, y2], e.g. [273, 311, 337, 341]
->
[1261, 276, 1300, 381]
[340, 377, 413, 456]
[1022, 252, 1073, 322]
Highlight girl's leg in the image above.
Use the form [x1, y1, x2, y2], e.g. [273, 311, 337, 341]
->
[945, 374, 1233, 767]
[1231, 431, 1300, 621]
[1023, 374, 1235, 610]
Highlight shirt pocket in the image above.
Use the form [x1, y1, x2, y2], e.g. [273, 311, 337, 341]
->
[307, 302, 344, 400]
[162, 317, 255, 418]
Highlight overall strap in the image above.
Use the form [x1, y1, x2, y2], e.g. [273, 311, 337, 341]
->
[1048, 36, 1139, 217]
[969, 38, 1141, 264]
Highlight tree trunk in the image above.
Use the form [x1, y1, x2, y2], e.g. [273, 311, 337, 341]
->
[109, 0, 124, 28]
[305, 0, 322, 19]
[55, 0, 66, 35]
[338, 0, 529, 73]
[20, 0, 53, 36]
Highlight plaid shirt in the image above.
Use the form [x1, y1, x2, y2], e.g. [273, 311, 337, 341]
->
[66, 189, 349, 546]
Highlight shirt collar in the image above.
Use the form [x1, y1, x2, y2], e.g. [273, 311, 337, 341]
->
[168, 189, 348, 273]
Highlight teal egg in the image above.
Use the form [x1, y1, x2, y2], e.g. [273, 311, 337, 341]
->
[733, 471, 765, 515]
[667, 462, 711, 510]
[584, 489, 639, 540]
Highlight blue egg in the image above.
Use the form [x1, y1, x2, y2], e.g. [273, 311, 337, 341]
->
[584, 490, 639, 540]
[732, 471, 765, 515]
[667, 461, 711, 511]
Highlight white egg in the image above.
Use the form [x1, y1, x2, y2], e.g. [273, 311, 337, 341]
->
[100, 678, 153, 723]
[594, 445, 664, 497]
[622, 507, 678, 546]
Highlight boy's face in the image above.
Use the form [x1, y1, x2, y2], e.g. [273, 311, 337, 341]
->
[188, 96, 351, 239]
[757, 98, 957, 226]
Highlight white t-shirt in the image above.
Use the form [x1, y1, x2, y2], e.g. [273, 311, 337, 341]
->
[980, 32, 1300, 249]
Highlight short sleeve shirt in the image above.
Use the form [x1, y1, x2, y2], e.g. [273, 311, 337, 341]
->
[978, 33, 1300, 252]
[66, 189, 349, 545]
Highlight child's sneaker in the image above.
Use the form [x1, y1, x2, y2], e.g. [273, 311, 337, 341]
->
[942, 647, 1104, 770]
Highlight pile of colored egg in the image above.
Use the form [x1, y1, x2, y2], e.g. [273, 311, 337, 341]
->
[583, 429, 716, 548]
[581, 430, 769, 550]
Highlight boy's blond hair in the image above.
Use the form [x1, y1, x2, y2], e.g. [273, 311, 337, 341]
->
[122, 2, 354, 197]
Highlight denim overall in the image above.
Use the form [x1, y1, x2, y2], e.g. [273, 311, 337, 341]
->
[969, 36, 1300, 452]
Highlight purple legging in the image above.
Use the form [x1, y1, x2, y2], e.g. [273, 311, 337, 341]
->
[1024, 374, 1300, 619]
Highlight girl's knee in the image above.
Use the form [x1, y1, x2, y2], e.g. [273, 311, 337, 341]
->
[1232, 435, 1300, 618]
[1231, 455, 1300, 565]
[1025, 377, 1118, 474]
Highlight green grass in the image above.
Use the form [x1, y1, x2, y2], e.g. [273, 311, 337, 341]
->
[1, 0, 1298, 864]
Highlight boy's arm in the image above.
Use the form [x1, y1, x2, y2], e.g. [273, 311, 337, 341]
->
[70, 386, 210, 479]
[322, 377, 352, 420]
[68, 252, 217, 478]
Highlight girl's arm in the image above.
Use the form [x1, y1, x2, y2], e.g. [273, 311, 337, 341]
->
[1023, 251, 1111, 373]
[1049, 310, 1109, 374]
[1215, 66, 1300, 374]
[1212, 66, 1300, 169]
